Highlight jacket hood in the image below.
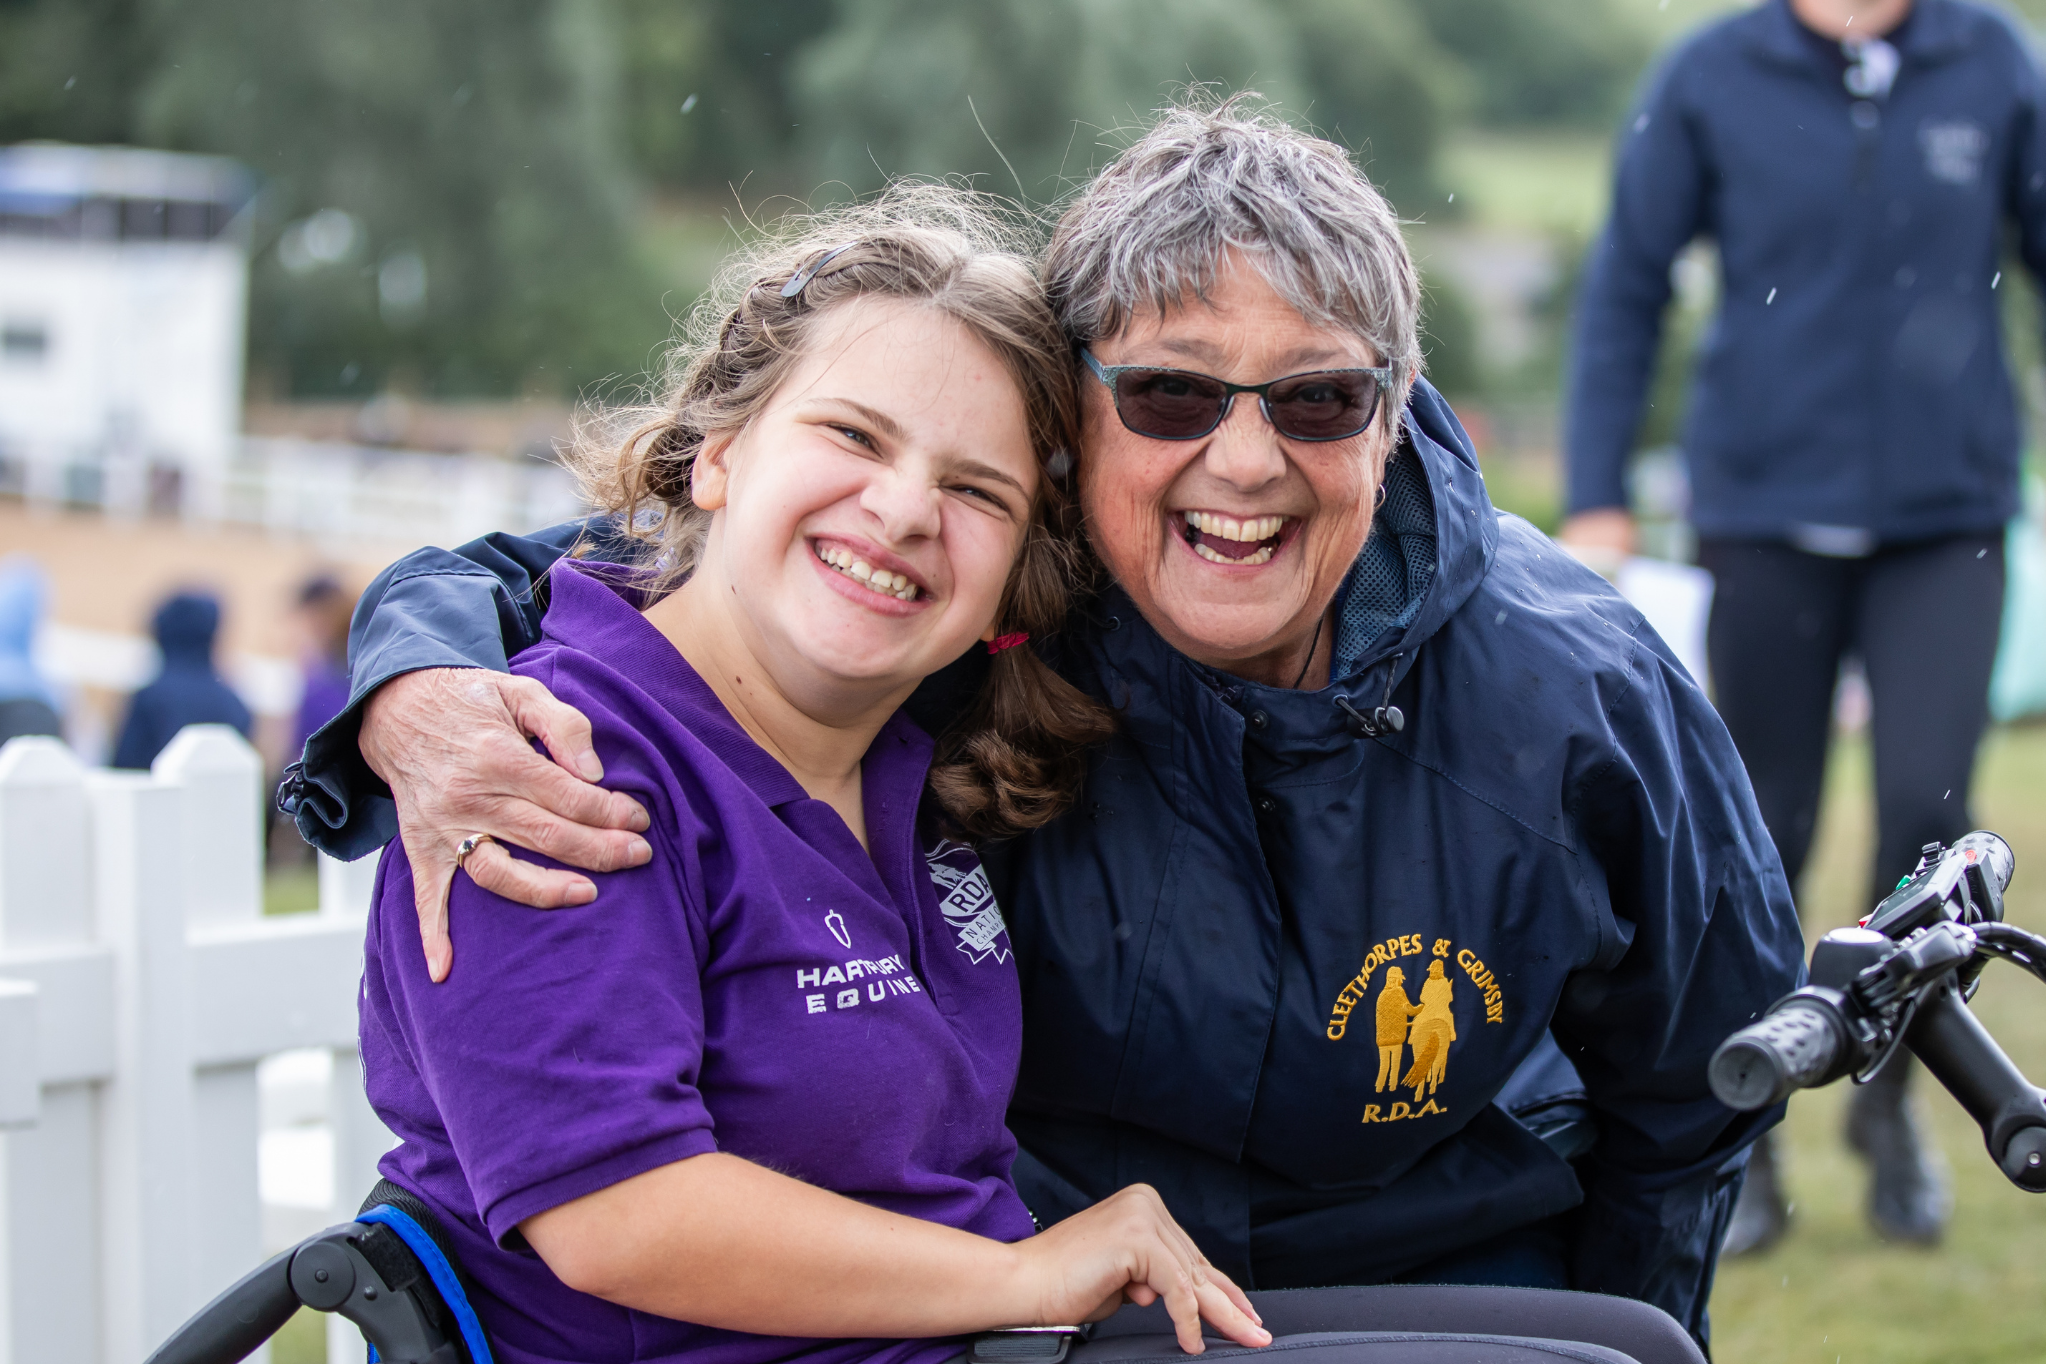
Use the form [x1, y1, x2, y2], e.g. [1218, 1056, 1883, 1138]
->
[152, 592, 223, 668]
[1332, 378, 1500, 683]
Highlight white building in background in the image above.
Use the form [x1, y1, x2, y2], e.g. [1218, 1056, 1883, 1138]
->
[0, 143, 253, 520]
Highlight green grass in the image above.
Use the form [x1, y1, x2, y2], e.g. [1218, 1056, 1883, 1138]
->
[272, 1308, 327, 1364]
[1711, 726, 2046, 1363]
[1476, 446, 1564, 535]
[265, 865, 321, 917]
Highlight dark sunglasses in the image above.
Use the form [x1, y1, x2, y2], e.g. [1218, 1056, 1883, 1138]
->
[1081, 349, 1391, 443]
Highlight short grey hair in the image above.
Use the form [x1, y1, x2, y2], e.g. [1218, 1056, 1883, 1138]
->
[1045, 98, 1422, 423]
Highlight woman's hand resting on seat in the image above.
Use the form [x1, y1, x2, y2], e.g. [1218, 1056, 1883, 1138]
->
[522, 1153, 1268, 1354]
[1015, 1183, 1267, 1350]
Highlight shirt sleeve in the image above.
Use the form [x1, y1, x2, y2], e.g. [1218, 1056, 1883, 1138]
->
[1563, 49, 1712, 517]
[368, 666, 720, 1244]
[281, 519, 607, 859]
[1550, 616, 1805, 1344]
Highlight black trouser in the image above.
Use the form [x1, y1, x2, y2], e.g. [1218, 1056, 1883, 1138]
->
[1696, 533, 2004, 900]
[1700, 532, 2004, 1119]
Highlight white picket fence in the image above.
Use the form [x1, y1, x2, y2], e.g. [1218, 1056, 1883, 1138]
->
[0, 726, 391, 1364]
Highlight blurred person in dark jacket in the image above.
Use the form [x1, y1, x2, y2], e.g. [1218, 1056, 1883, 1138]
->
[112, 590, 253, 770]
[0, 558, 61, 748]
[1560, 0, 2046, 1252]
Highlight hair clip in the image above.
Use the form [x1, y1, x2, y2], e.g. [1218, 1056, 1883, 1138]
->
[780, 242, 859, 299]
[986, 632, 1031, 655]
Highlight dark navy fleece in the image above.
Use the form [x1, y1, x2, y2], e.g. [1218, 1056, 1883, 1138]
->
[1566, 0, 2046, 542]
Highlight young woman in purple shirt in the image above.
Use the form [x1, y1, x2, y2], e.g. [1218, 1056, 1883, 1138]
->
[359, 192, 1269, 1364]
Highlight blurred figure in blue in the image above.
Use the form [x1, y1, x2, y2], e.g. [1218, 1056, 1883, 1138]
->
[1561, 0, 2046, 1254]
[0, 558, 61, 748]
[111, 590, 252, 770]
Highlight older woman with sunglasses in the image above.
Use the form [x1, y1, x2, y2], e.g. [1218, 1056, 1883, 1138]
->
[283, 102, 1802, 1356]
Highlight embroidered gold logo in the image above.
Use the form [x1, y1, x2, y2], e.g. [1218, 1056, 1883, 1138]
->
[1325, 934, 1506, 1124]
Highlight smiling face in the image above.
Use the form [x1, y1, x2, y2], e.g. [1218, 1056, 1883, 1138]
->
[1078, 251, 1396, 684]
[688, 297, 1038, 718]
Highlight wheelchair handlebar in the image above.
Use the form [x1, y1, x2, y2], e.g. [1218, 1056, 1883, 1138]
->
[1708, 995, 1851, 1110]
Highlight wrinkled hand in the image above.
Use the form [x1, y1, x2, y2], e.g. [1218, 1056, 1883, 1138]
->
[361, 668, 652, 982]
[1012, 1185, 1267, 1354]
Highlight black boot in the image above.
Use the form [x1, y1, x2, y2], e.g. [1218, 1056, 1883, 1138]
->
[1845, 1051, 1949, 1244]
[1721, 1129, 1789, 1257]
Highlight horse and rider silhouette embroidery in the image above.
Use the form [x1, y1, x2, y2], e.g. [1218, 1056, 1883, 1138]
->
[1327, 935, 1503, 1123]
[1374, 959, 1457, 1102]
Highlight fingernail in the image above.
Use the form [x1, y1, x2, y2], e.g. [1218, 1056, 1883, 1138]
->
[628, 806, 651, 833]
[627, 837, 652, 864]
[577, 750, 604, 782]
[567, 880, 597, 905]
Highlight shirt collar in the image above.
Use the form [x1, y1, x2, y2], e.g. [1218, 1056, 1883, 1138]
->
[1754, 0, 1968, 70]
[540, 562, 933, 809]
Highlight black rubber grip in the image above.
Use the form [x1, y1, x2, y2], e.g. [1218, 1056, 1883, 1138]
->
[1710, 1001, 1844, 1110]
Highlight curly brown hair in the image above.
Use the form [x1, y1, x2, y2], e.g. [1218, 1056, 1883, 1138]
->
[565, 184, 1111, 842]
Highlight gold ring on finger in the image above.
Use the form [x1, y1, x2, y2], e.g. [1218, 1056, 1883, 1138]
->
[455, 833, 496, 869]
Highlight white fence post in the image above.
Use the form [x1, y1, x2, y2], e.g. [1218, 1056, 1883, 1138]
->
[90, 764, 200, 1364]
[155, 727, 268, 1363]
[0, 736, 109, 1364]
[0, 730, 393, 1363]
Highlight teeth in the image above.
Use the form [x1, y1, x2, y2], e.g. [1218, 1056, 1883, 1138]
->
[1185, 511, 1285, 542]
[815, 544, 920, 600]
[1193, 541, 1277, 566]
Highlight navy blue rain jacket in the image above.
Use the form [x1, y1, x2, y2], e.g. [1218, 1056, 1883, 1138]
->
[281, 381, 1803, 1346]
[1565, 0, 2046, 541]
[112, 593, 252, 770]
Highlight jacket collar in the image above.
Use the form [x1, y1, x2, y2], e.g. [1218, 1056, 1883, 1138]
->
[1747, 0, 1976, 72]
[1355, 378, 1497, 676]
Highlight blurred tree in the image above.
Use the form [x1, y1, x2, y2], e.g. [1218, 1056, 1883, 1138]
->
[1, 0, 1569, 399]
[791, 0, 1299, 204]
[788, 0, 1451, 212]
[138, 0, 669, 398]
[0, 0, 152, 145]
[1416, 0, 1651, 129]
[1417, 270, 1483, 399]
[612, 0, 835, 193]
[1273, 0, 1463, 211]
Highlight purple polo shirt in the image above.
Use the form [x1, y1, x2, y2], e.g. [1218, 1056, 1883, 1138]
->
[360, 563, 1035, 1364]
